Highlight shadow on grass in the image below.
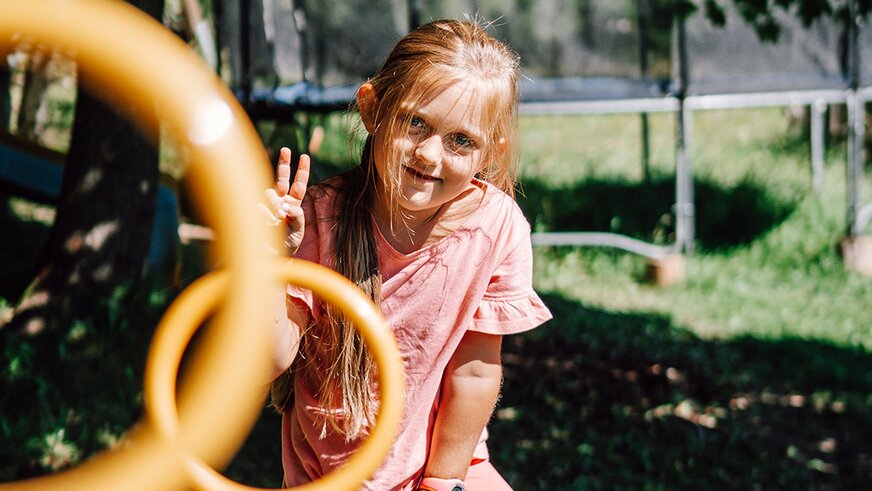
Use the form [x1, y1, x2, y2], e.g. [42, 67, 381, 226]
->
[0, 280, 162, 482]
[0, 166, 853, 489]
[489, 292, 872, 490]
[3, 264, 871, 489]
[518, 175, 797, 252]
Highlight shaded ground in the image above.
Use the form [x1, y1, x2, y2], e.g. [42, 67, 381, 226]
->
[489, 293, 872, 490]
[225, 288, 872, 490]
[518, 175, 797, 252]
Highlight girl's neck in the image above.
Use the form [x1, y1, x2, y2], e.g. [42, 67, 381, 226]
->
[373, 184, 484, 255]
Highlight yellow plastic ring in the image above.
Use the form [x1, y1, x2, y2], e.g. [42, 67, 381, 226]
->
[144, 259, 404, 491]
[0, 0, 273, 486]
[0, 1, 403, 490]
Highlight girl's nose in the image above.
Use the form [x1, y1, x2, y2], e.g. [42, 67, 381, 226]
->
[414, 134, 443, 164]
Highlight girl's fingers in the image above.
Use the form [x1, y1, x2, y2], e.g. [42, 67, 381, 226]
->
[264, 188, 286, 218]
[257, 202, 281, 224]
[267, 148, 309, 242]
[288, 153, 311, 201]
[275, 147, 292, 196]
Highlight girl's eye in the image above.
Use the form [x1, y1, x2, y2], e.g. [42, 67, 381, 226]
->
[448, 133, 474, 150]
[409, 116, 426, 131]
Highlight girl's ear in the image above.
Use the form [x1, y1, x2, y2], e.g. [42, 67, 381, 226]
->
[357, 83, 378, 134]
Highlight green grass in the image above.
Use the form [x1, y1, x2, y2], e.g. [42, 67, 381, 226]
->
[486, 107, 872, 488]
[2, 106, 872, 488]
[520, 109, 872, 347]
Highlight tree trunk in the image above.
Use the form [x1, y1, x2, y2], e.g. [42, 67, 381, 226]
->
[10, 93, 159, 335]
[5, 0, 164, 337]
[0, 0, 168, 477]
[16, 49, 52, 145]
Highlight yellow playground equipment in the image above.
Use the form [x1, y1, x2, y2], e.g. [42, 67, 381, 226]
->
[0, 1, 404, 490]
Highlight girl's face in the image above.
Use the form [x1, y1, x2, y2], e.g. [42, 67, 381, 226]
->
[371, 81, 487, 220]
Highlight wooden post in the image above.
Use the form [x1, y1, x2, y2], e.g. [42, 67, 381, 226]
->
[646, 254, 686, 287]
[841, 235, 872, 276]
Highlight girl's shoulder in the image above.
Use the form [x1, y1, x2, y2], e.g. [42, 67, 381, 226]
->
[303, 174, 351, 216]
[475, 180, 531, 234]
[460, 180, 533, 257]
[307, 174, 344, 200]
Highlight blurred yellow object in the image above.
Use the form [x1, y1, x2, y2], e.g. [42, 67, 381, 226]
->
[145, 259, 404, 491]
[0, 1, 403, 491]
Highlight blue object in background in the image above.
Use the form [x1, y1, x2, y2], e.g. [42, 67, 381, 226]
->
[0, 135, 179, 271]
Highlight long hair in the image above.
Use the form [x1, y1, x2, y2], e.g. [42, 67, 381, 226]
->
[271, 19, 521, 440]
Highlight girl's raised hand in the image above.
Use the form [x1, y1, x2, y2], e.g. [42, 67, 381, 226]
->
[262, 147, 310, 256]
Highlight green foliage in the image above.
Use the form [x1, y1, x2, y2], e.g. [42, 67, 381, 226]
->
[491, 297, 872, 488]
[0, 283, 165, 480]
[648, 0, 871, 43]
[702, 0, 870, 42]
[0, 193, 172, 480]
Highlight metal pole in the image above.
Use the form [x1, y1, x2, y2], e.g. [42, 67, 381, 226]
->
[239, 0, 252, 104]
[847, 0, 863, 236]
[292, 0, 310, 85]
[810, 98, 826, 193]
[409, 0, 421, 30]
[637, 0, 652, 182]
[673, 12, 694, 253]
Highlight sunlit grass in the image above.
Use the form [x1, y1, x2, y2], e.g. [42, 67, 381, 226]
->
[520, 111, 677, 184]
[522, 106, 872, 350]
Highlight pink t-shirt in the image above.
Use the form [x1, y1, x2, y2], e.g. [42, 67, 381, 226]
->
[282, 176, 552, 490]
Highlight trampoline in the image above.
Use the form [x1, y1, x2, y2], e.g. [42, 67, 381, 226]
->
[192, 0, 872, 266]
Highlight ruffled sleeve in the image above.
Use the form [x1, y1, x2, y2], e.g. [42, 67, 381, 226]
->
[471, 222, 552, 335]
[473, 291, 552, 335]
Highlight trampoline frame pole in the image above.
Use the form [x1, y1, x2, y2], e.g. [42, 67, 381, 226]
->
[810, 98, 827, 194]
[637, 0, 652, 182]
[846, 0, 864, 237]
[409, 0, 422, 30]
[847, 92, 863, 236]
[673, 12, 694, 254]
[239, 0, 251, 105]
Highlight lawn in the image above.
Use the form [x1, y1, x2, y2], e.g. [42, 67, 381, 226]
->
[493, 108, 872, 489]
[2, 106, 872, 489]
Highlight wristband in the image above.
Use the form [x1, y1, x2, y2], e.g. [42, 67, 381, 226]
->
[418, 476, 467, 491]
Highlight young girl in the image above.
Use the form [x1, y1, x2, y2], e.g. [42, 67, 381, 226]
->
[263, 19, 552, 491]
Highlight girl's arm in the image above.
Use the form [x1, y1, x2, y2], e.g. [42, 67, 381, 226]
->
[263, 146, 311, 381]
[424, 331, 503, 480]
[268, 291, 307, 381]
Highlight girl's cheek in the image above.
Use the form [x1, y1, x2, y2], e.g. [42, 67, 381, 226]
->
[393, 136, 417, 158]
[400, 132, 419, 147]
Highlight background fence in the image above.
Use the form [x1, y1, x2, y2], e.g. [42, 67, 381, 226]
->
[214, 0, 871, 262]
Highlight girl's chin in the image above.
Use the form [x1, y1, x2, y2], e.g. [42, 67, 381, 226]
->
[398, 180, 436, 200]
[397, 193, 442, 214]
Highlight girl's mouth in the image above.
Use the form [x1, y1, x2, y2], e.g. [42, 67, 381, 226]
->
[403, 165, 439, 182]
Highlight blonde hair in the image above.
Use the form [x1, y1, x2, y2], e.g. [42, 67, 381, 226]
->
[371, 19, 521, 204]
[271, 19, 521, 440]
